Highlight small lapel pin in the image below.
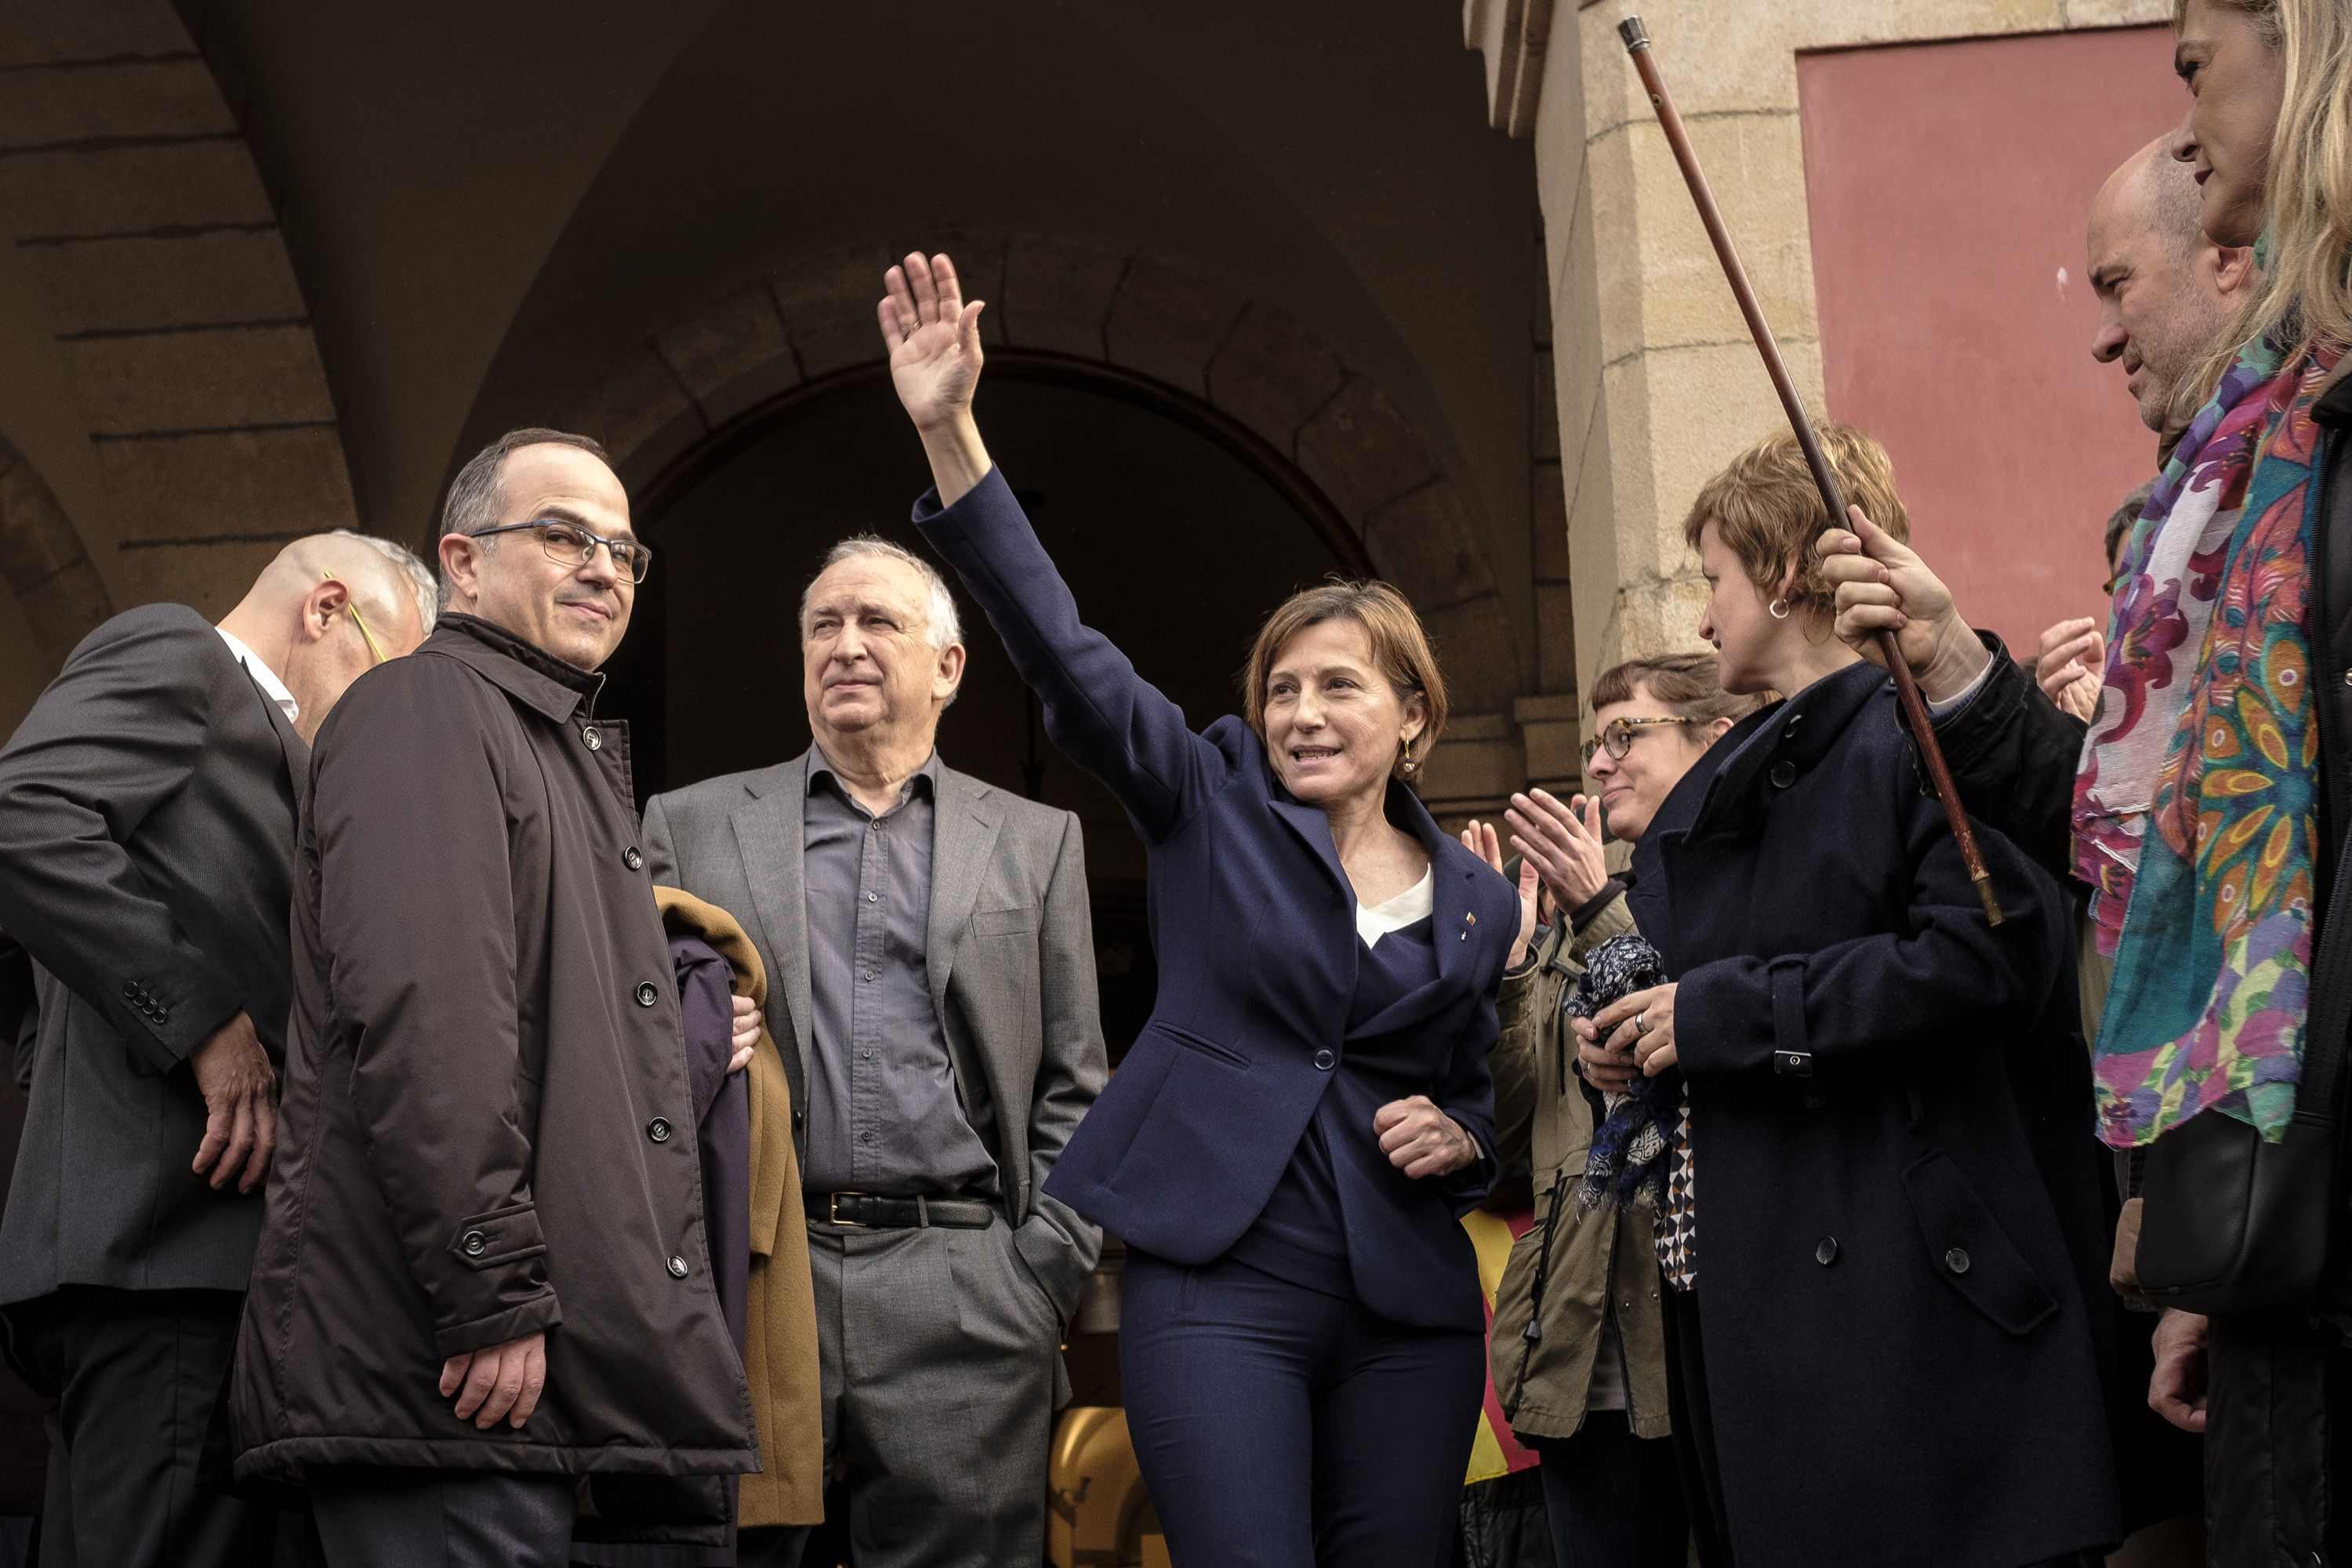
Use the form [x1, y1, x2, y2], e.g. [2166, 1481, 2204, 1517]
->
[1465, 912, 1477, 926]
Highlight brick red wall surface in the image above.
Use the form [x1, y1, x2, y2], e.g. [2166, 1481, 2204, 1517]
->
[1798, 26, 2182, 656]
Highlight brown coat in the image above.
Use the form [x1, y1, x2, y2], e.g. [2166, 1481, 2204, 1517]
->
[652, 887, 823, 1528]
[1486, 894, 1673, 1443]
[232, 614, 755, 1483]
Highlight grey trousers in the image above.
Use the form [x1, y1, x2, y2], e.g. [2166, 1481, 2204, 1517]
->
[805, 1218, 1059, 1568]
[9, 1287, 272, 1568]
[307, 1467, 575, 1568]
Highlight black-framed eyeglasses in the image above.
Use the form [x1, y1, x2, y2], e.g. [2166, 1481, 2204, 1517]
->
[467, 519, 653, 584]
[1581, 714, 1700, 768]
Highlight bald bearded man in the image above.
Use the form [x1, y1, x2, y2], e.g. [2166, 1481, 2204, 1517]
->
[0, 529, 434, 1568]
[2088, 132, 2258, 456]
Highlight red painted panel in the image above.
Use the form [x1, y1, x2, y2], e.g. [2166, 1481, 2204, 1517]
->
[1798, 27, 2182, 655]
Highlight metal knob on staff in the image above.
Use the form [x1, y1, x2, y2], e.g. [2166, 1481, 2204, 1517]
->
[1617, 14, 2003, 924]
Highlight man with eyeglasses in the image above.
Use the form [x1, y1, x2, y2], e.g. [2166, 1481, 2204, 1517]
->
[0, 529, 434, 1568]
[231, 428, 757, 1567]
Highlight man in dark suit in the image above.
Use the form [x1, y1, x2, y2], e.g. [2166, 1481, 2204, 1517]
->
[0, 531, 434, 1568]
[641, 535, 1106, 1568]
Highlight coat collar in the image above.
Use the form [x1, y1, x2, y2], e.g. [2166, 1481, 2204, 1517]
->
[1266, 770, 1486, 984]
[1678, 659, 1885, 843]
[426, 612, 606, 724]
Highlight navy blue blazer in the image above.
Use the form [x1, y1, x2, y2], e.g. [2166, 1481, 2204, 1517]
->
[914, 468, 1519, 1330]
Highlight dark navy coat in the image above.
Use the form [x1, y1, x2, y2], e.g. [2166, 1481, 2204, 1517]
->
[915, 469, 1519, 1332]
[1632, 660, 2119, 1568]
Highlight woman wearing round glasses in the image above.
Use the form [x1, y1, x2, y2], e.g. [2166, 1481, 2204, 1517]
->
[1464, 653, 1756, 1568]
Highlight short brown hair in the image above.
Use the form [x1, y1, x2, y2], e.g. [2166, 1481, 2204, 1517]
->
[441, 427, 612, 540]
[1240, 579, 1449, 782]
[1589, 652, 1767, 728]
[1681, 423, 1908, 620]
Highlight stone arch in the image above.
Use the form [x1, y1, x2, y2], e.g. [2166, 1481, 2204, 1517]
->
[554, 236, 1522, 717]
[0, 0, 360, 629]
[0, 432, 111, 663]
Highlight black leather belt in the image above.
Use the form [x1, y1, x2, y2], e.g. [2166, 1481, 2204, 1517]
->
[804, 1192, 996, 1230]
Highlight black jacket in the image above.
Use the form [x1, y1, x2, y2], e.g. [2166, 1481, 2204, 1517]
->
[1632, 660, 2118, 1568]
[233, 614, 754, 1483]
[0, 605, 304, 1307]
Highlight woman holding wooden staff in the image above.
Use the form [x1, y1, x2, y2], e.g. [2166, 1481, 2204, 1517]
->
[1566, 423, 2118, 1567]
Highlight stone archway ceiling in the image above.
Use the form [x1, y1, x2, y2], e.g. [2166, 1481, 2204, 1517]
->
[0, 432, 111, 664]
[0, 0, 358, 629]
[561, 235, 1516, 711]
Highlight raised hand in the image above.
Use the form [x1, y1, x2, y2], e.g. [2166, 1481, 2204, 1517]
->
[1818, 506, 1990, 703]
[2034, 617, 2104, 722]
[1461, 819, 1540, 967]
[879, 252, 994, 503]
[1504, 789, 1608, 912]
[880, 252, 985, 434]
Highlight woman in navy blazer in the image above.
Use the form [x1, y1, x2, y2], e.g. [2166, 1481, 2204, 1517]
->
[878, 252, 1520, 1566]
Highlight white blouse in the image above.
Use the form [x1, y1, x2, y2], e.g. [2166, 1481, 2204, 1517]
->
[1354, 866, 1435, 948]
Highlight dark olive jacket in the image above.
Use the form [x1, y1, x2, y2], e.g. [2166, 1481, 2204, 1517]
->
[1487, 897, 1672, 1445]
[232, 614, 756, 1483]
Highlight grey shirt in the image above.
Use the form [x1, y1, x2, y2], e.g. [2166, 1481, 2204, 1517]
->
[800, 748, 998, 1199]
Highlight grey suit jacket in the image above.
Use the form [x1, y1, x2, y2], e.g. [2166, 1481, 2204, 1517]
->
[0, 604, 306, 1304]
[641, 749, 1108, 1324]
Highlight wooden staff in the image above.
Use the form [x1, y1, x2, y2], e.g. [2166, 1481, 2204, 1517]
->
[1618, 14, 2002, 924]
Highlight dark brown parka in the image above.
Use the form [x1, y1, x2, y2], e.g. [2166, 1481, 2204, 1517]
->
[233, 614, 756, 1483]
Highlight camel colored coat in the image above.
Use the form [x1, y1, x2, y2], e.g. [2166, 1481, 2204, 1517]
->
[654, 887, 823, 1528]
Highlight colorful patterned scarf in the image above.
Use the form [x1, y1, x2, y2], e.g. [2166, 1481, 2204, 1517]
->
[2071, 336, 2338, 1147]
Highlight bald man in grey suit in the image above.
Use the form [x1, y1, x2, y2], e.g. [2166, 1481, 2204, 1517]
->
[641, 535, 1105, 1568]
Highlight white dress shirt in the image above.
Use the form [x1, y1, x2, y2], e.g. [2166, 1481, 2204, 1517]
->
[215, 627, 299, 724]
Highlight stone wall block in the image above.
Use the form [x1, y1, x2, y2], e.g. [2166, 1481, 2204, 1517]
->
[1000, 236, 1127, 359]
[1573, 4, 1639, 144]
[1420, 592, 1519, 713]
[0, 456, 82, 587]
[1514, 691, 1584, 789]
[938, 235, 1009, 349]
[1417, 710, 1525, 818]
[1294, 377, 1439, 527]
[25, 230, 304, 332]
[770, 245, 895, 379]
[1531, 457, 1569, 580]
[1624, 114, 1817, 354]
[1537, 580, 1580, 695]
[562, 351, 706, 485]
[0, 141, 271, 235]
[1614, 575, 1712, 665]
[1552, 172, 1606, 489]
[111, 540, 284, 622]
[0, 5, 190, 68]
[1363, 478, 1496, 609]
[2066, 0, 2171, 23]
[0, 58, 232, 146]
[67, 325, 334, 434]
[1206, 303, 1348, 457]
[19, 558, 112, 659]
[1585, 128, 1646, 367]
[96, 426, 358, 544]
[655, 286, 799, 427]
[1635, 337, 1824, 580]
[1104, 257, 1248, 400]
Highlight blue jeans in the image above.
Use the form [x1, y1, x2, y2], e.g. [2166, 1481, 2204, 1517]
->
[1119, 1251, 1484, 1568]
